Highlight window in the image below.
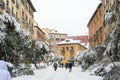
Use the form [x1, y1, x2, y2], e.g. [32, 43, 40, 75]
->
[66, 47, 69, 51]
[12, 7, 14, 16]
[22, 10, 24, 19]
[26, 16, 28, 22]
[66, 40, 70, 42]
[61, 47, 65, 56]
[16, 1, 19, 9]
[7, 0, 9, 6]
[16, 12, 18, 19]
[70, 47, 74, 54]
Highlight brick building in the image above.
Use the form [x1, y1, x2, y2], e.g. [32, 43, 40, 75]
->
[87, 3, 104, 47]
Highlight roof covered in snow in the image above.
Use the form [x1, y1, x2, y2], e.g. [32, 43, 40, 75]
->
[68, 35, 88, 44]
[57, 39, 87, 48]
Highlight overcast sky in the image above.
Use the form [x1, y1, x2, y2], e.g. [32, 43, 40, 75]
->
[31, 0, 101, 36]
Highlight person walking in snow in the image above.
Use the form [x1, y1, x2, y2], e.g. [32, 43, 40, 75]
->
[61, 63, 64, 68]
[53, 62, 58, 71]
[0, 60, 12, 80]
[65, 63, 68, 69]
[68, 62, 73, 72]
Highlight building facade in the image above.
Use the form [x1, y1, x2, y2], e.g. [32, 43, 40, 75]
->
[102, 0, 118, 44]
[87, 3, 104, 47]
[57, 39, 87, 64]
[50, 32, 67, 54]
[34, 26, 45, 42]
[0, 0, 36, 38]
[41, 28, 50, 51]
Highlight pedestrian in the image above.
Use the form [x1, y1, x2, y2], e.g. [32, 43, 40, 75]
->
[53, 62, 58, 71]
[68, 62, 73, 72]
[65, 63, 68, 69]
[0, 60, 12, 80]
[61, 63, 64, 68]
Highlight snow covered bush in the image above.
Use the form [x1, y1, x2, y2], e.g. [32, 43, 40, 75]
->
[12, 63, 34, 77]
[77, 45, 106, 70]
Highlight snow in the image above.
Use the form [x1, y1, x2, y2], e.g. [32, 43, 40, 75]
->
[105, 62, 120, 72]
[0, 13, 29, 37]
[36, 41, 43, 49]
[6, 62, 14, 68]
[57, 39, 87, 48]
[12, 66, 102, 80]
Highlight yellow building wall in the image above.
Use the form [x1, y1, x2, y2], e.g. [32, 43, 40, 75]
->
[57, 43, 86, 64]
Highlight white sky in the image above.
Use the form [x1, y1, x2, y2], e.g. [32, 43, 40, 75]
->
[31, 0, 101, 36]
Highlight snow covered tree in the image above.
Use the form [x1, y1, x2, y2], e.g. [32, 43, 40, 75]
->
[0, 13, 36, 65]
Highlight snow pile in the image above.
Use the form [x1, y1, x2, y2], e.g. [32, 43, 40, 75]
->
[12, 66, 102, 80]
[105, 62, 120, 72]
[12, 63, 34, 77]
[6, 62, 14, 68]
[36, 62, 47, 68]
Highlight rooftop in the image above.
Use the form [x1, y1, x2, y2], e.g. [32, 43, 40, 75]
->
[57, 39, 87, 48]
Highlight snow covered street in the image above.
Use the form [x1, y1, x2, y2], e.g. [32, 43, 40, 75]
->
[12, 66, 103, 80]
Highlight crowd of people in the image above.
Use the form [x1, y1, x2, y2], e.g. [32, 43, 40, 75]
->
[53, 61, 73, 72]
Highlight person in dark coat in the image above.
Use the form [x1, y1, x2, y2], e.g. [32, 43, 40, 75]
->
[65, 63, 68, 69]
[53, 62, 58, 71]
[61, 63, 64, 68]
[68, 62, 73, 72]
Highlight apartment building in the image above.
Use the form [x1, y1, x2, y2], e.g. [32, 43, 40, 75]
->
[34, 26, 45, 42]
[41, 28, 50, 51]
[50, 31, 67, 54]
[102, 0, 118, 44]
[0, 0, 36, 38]
[87, 3, 104, 47]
